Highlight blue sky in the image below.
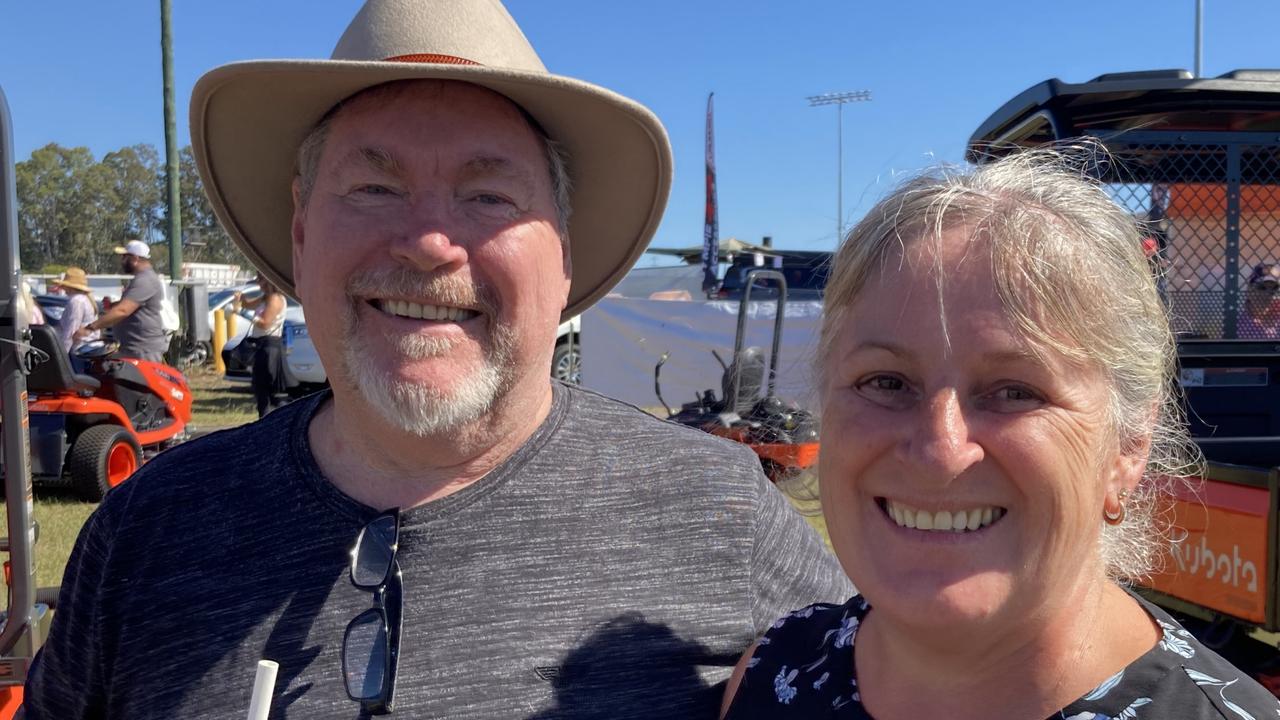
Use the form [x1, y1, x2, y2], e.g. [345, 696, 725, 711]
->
[3, 1, 1279, 261]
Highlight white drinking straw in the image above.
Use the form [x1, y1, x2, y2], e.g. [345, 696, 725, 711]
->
[247, 659, 280, 720]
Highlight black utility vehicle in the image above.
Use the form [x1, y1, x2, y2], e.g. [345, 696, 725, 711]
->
[715, 250, 830, 301]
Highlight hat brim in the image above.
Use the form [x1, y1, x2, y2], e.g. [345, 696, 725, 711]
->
[56, 281, 92, 293]
[190, 60, 673, 320]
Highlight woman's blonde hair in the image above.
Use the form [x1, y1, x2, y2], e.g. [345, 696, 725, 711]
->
[819, 146, 1203, 581]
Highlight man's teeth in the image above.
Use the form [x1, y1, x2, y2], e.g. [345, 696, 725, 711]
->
[884, 500, 1004, 533]
[380, 300, 476, 322]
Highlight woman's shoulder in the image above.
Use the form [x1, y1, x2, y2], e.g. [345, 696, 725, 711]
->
[1062, 595, 1280, 719]
[724, 596, 868, 718]
[1143, 600, 1280, 718]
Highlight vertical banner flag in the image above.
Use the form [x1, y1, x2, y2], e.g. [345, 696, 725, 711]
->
[702, 92, 719, 295]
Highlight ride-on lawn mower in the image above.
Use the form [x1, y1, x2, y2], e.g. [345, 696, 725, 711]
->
[655, 268, 819, 482]
[21, 323, 193, 501]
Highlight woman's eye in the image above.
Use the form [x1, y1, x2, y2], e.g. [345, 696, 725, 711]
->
[853, 374, 913, 407]
[353, 184, 395, 196]
[983, 384, 1044, 410]
[865, 376, 904, 392]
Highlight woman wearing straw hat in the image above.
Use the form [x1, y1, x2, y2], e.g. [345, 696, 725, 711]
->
[55, 267, 100, 354]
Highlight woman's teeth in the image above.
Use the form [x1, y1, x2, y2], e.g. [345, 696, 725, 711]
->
[379, 299, 476, 322]
[883, 499, 1004, 533]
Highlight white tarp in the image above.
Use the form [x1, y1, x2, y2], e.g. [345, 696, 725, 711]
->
[580, 297, 823, 409]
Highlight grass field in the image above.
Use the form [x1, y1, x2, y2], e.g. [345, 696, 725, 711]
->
[8, 369, 260, 590]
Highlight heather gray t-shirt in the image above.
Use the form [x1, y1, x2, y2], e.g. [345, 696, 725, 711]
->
[22, 382, 851, 719]
[115, 266, 168, 360]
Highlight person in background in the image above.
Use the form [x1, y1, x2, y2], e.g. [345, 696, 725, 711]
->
[21, 1, 849, 717]
[56, 267, 100, 354]
[82, 239, 167, 362]
[236, 273, 287, 417]
[18, 279, 43, 326]
[1239, 262, 1280, 339]
[721, 150, 1280, 718]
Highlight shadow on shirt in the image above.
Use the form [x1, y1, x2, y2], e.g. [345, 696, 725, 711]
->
[527, 612, 739, 719]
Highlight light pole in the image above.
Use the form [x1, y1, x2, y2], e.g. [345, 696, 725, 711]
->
[808, 90, 871, 243]
[1194, 0, 1204, 77]
[161, 0, 182, 279]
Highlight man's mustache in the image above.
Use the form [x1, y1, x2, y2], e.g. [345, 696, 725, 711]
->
[346, 267, 497, 315]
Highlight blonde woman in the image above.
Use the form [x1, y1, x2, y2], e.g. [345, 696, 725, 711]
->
[721, 151, 1278, 719]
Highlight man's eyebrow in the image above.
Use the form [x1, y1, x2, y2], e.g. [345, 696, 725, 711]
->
[334, 146, 403, 176]
[460, 155, 537, 184]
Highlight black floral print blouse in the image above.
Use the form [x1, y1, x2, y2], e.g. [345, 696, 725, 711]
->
[724, 593, 1280, 719]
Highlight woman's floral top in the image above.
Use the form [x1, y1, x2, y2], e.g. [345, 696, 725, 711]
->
[723, 593, 1280, 719]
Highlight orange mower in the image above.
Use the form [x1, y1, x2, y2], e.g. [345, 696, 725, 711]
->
[655, 268, 819, 482]
[20, 324, 193, 501]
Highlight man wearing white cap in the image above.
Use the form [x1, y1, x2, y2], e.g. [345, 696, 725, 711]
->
[82, 238, 168, 362]
[22, 1, 849, 718]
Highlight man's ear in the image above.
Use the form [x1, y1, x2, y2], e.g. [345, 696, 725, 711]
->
[291, 178, 306, 298]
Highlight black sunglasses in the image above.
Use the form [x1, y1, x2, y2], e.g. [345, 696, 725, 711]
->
[341, 510, 403, 715]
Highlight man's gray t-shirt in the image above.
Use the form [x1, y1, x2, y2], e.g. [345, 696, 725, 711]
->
[115, 266, 168, 360]
[22, 382, 852, 719]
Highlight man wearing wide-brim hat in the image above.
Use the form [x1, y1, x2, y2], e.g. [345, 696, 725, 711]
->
[22, 1, 848, 718]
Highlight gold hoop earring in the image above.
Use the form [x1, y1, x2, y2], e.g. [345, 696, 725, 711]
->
[1103, 489, 1129, 526]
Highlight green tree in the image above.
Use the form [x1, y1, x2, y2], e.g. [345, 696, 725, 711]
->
[173, 146, 247, 266]
[17, 142, 249, 274]
[14, 144, 100, 271]
[101, 144, 162, 247]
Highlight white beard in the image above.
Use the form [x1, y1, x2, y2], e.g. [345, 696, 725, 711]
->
[337, 269, 517, 436]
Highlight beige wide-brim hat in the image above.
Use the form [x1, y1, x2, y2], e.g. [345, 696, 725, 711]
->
[190, 0, 673, 321]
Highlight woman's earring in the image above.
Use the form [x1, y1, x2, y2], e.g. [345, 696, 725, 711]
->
[1103, 489, 1129, 526]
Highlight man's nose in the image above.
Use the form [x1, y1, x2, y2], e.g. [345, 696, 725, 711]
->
[389, 199, 469, 272]
[896, 390, 985, 481]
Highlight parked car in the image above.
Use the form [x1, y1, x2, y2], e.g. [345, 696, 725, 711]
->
[34, 294, 68, 328]
[220, 298, 305, 379]
[208, 283, 261, 351]
[552, 316, 580, 384]
[282, 319, 327, 395]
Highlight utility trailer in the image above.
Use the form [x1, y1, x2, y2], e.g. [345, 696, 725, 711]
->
[969, 69, 1280, 673]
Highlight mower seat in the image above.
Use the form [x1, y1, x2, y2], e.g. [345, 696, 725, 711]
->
[26, 325, 100, 395]
[721, 346, 766, 415]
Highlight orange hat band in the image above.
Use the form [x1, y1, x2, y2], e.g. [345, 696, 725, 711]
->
[384, 53, 481, 66]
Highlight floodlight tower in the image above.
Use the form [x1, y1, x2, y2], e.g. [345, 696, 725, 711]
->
[807, 90, 871, 244]
[1194, 0, 1204, 77]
